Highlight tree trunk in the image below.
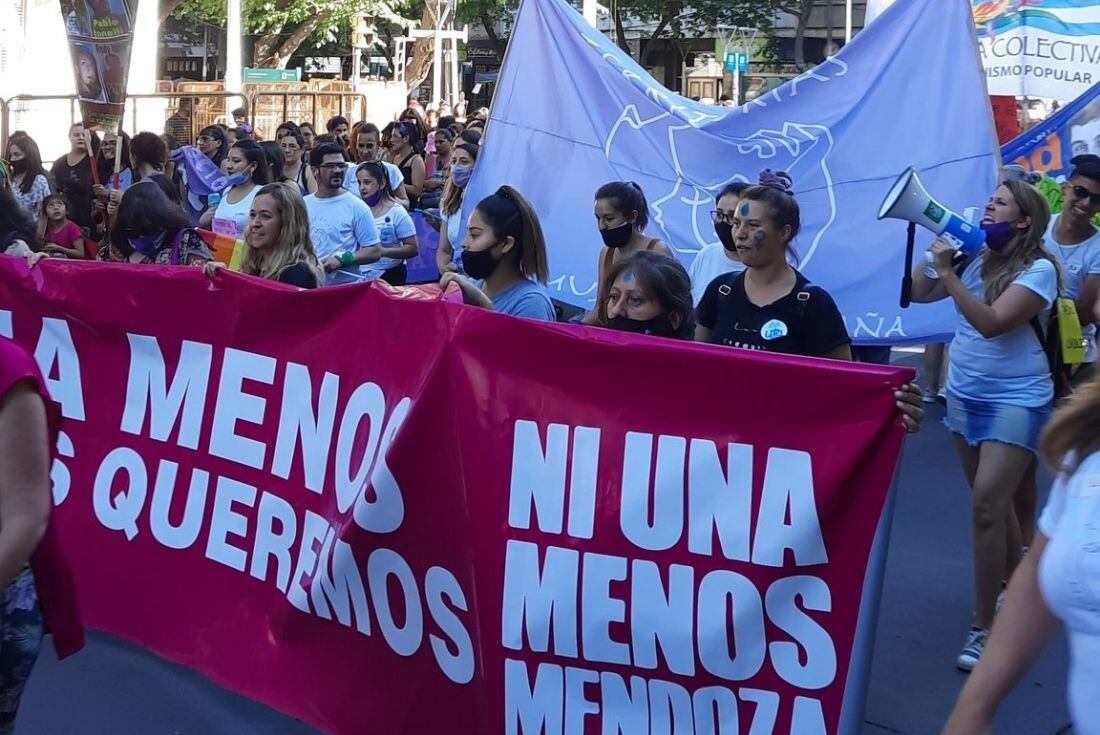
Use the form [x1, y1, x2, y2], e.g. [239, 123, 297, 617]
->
[613, 4, 629, 54]
[404, 1, 442, 93]
[793, 0, 814, 71]
[253, 11, 332, 68]
[479, 10, 507, 58]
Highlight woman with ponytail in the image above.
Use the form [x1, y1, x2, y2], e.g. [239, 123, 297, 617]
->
[438, 185, 555, 321]
[584, 181, 671, 325]
[912, 178, 1063, 672]
[943, 327, 1100, 733]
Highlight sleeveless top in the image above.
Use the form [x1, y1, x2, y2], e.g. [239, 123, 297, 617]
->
[0, 338, 84, 658]
[398, 152, 420, 208]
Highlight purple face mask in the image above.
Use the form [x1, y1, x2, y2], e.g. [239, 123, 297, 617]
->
[981, 220, 1019, 252]
[129, 229, 166, 258]
[364, 190, 384, 206]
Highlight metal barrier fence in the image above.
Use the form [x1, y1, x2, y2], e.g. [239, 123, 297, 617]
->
[1, 90, 365, 159]
[248, 91, 367, 140]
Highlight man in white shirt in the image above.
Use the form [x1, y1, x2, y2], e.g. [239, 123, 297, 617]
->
[305, 142, 381, 286]
[343, 124, 409, 208]
[689, 182, 750, 305]
[1045, 154, 1100, 369]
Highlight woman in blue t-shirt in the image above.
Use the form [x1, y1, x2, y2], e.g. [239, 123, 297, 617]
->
[911, 179, 1062, 673]
[438, 186, 555, 321]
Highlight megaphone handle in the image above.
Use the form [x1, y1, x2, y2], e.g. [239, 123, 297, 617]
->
[901, 222, 916, 309]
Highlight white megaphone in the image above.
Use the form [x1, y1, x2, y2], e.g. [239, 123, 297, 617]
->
[879, 168, 985, 279]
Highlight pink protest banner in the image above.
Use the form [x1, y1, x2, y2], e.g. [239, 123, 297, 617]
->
[0, 259, 911, 734]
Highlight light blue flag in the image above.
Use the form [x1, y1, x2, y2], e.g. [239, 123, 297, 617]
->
[465, 0, 1000, 345]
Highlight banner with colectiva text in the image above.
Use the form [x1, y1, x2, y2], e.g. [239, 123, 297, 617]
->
[0, 260, 910, 734]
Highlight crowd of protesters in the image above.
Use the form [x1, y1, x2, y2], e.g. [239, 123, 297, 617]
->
[1, 95, 1100, 735]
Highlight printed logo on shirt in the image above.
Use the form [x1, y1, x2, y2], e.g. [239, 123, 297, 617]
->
[761, 319, 789, 341]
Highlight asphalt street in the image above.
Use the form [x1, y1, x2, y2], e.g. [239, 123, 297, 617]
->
[15, 354, 1076, 735]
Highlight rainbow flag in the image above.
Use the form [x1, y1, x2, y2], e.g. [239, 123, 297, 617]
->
[195, 229, 244, 270]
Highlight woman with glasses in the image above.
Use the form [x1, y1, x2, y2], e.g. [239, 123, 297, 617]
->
[689, 181, 751, 305]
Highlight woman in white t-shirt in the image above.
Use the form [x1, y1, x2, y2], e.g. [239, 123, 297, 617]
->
[199, 139, 271, 239]
[912, 180, 1062, 673]
[435, 142, 479, 275]
[356, 161, 418, 285]
[943, 338, 1100, 735]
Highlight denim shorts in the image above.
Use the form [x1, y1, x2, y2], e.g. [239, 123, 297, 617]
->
[945, 393, 1052, 454]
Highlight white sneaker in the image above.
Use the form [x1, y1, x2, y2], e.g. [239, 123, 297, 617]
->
[956, 627, 989, 671]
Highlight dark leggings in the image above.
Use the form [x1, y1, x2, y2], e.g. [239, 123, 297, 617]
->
[381, 262, 407, 286]
[0, 567, 43, 734]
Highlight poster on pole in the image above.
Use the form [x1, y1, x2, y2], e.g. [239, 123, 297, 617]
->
[59, 0, 136, 130]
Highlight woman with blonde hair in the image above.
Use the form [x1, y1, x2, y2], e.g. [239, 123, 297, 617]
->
[912, 179, 1063, 671]
[206, 182, 322, 288]
[943, 314, 1100, 733]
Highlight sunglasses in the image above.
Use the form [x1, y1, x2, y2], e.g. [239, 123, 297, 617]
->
[1069, 184, 1100, 207]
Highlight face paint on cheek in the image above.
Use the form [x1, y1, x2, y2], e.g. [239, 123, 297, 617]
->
[754, 229, 766, 247]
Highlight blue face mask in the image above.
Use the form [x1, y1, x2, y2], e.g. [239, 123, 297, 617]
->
[128, 229, 166, 258]
[225, 171, 251, 187]
[450, 164, 472, 189]
[981, 220, 1020, 253]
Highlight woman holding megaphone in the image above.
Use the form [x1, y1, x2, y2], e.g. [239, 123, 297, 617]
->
[911, 179, 1063, 672]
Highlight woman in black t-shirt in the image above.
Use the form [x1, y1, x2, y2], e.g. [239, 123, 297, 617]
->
[695, 171, 851, 358]
[50, 123, 99, 235]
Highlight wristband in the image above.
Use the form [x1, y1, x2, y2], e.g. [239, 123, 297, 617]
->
[339, 250, 355, 267]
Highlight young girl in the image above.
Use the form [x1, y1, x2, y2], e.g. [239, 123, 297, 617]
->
[39, 194, 85, 259]
[356, 161, 419, 285]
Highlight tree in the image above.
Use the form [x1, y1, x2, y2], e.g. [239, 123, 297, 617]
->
[612, 0, 784, 88]
[779, 0, 814, 70]
[173, 0, 418, 70]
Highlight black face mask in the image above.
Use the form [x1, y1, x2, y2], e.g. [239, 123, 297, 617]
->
[462, 245, 500, 280]
[714, 221, 735, 252]
[607, 314, 678, 339]
[600, 221, 633, 249]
